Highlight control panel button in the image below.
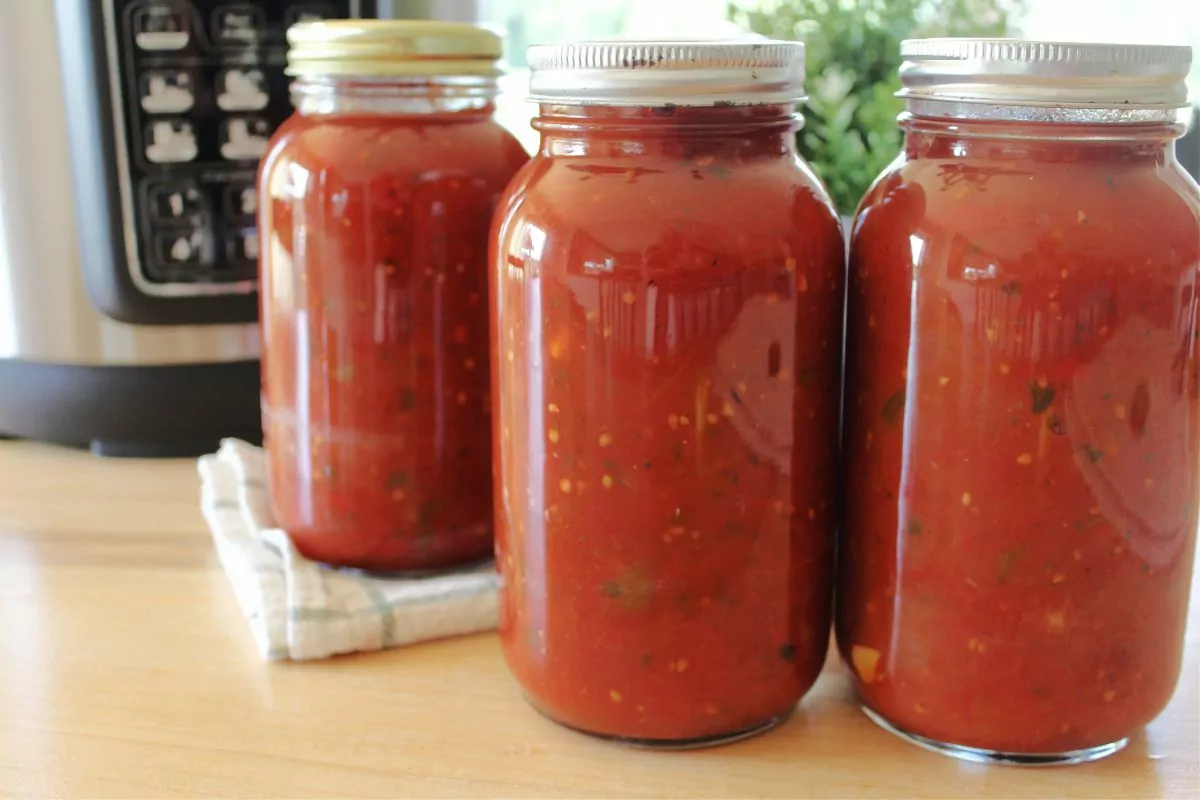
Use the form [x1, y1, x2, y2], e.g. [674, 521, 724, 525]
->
[216, 68, 269, 112]
[224, 184, 257, 218]
[219, 117, 270, 161]
[227, 228, 260, 263]
[213, 5, 265, 46]
[134, 4, 190, 51]
[145, 119, 198, 163]
[149, 181, 206, 223]
[155, 229, 213, 266]
[140, 69, 194, 114]
[286, 5, 335, 26]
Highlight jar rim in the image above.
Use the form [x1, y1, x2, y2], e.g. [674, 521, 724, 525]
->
[898, 38, 1193, 120]
[900, 99, 1186, 126]
[526, 39, 806, 106]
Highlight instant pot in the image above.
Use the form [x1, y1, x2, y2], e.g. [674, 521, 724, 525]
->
[0, 0, 375, 456]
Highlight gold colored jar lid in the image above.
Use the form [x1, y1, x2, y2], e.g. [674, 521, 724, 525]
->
[286, 20, 504, 78]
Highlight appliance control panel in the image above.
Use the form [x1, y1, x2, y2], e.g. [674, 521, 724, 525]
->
[101, 0, 370, 297]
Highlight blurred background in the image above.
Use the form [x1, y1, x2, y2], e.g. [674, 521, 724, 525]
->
[457, 0, 1200, 213]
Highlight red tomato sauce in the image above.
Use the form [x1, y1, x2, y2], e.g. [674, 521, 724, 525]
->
[492, 103, 845, 743]
[839, 119, 1200, 754]
[259, 94, 528, 571]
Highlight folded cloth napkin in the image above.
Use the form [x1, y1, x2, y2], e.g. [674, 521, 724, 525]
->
[197, 439, 499, 661]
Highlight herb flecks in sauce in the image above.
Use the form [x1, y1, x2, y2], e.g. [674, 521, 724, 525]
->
[1029, 382, 1056, 414]
[882, 389, 906, 426]
[494, 101, 844, 743]
[840, 120, 1200, 757]
[997, 546, 1024, 583]
[602, 565, 655, 611]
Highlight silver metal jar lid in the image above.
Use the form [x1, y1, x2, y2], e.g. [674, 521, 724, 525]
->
[526, 40, 806, 106]
[899, 39, 1193, 122]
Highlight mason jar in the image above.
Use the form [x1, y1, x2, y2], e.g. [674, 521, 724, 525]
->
[838, 39, 1199, 764]
[258, 21, 528, 571]
[491, 41, 846, 746]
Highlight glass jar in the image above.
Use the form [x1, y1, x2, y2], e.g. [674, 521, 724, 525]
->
[839, 39, 1200, 764]
[491, 41, 845, 746]
[258, 21, 528, 572]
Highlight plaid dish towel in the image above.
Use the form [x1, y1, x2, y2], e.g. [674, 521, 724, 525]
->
[197, 439, 499, 661]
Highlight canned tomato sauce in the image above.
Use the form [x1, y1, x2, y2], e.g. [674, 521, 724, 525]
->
[491, 41, 845, 746]
[258, 21, 528, 571]
[839, 39, 1199, 764]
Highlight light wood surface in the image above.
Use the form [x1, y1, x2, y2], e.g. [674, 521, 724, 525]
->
[0, 440, 1197, 799]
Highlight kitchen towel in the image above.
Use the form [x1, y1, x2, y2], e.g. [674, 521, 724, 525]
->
[197, 439, 499, 661]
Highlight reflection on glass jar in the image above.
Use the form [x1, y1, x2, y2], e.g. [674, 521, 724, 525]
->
[491, 41, 845, 747]
[258, 21, 528, 572]
[839, 39, 1200, 765]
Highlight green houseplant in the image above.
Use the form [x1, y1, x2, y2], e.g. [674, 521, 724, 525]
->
[728, 0, 1025, 213]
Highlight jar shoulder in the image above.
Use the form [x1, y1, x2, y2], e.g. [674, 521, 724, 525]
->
[261, 113, 529, 186]
[497, 153, 843, 253]
[852, 154, 1200, 280]
[516, 151, 834, 200]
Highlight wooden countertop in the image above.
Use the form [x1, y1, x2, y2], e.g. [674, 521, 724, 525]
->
[1, 440, 1197, 799]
